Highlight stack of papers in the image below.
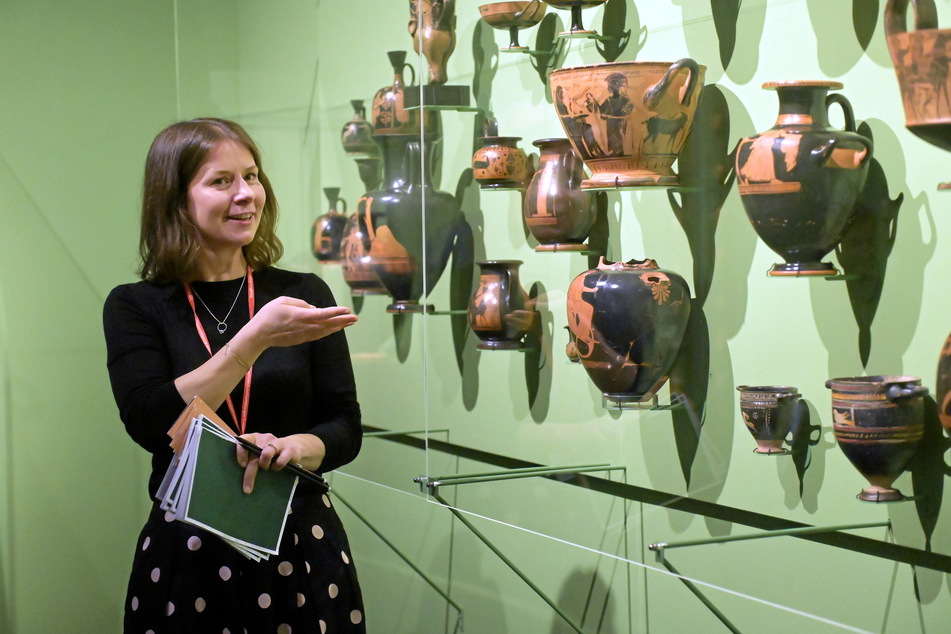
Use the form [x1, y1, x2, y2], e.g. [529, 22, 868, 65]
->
[157, 398, 298, 560]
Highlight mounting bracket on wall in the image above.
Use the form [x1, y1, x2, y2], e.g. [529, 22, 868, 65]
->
[415, 463, 626, 634]
[647, 521, 891, 632]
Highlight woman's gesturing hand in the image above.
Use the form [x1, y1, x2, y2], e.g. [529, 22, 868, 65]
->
[251, 296, 357, 348]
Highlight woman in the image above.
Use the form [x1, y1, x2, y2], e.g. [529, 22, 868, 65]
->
[103, 118, 365, 633]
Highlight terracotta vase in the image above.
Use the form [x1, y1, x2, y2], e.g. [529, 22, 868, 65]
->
[340, 212, 387, 296]
[311, 188, 348, 263]
[409, 0, 456, 85]
[936, 332, 951, 434]
[566, 257, 691, 406]
[358, 135, 462, 312]
[825, 375, 927, 502]
[472, 117, 530, 189]
[371, 50, 439, 137]
[523, 138, 596, 251]
[549, 59, 704, 189]
[544, 0, 607, 37]
[478, 1, 547, 51]
[885, 0, 951, 155]
[736, 81, 872, 276]
[340, 100, 382, 192]
[468, 260, 535, 350]
[736, 385, 801, 454]
[341, 100, 377, 157]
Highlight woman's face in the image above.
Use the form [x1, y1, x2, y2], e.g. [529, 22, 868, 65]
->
[186, 139, 265, 255]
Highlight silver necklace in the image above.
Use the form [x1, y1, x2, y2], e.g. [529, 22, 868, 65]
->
[191, 274, 247, 334]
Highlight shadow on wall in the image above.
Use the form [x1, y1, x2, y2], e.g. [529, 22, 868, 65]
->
[835, 121, 904, 368]
[665, 84, 736, 489]
[807, 0, 880, 77]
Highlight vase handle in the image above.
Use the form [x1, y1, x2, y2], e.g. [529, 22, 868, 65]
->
[514, 0, 541, 21]
[885, 383, 930, 401]
[644, 58, 701, 109]
[826, 93, 857, 131]
[884, 0, 939, 37]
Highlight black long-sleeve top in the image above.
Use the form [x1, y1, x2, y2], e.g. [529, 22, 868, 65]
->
[103, 267, 362, 499]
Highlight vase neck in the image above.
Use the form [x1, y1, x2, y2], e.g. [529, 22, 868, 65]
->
[773, 86, 830, 127]
[376, 134, 433, 191]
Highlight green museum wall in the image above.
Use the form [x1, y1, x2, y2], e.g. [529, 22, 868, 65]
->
[1, 0, 950, 632]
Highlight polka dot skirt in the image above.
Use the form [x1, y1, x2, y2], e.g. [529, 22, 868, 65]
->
[125, 492, 365, 633]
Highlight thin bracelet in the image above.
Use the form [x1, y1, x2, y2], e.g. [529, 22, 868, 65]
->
[224, 342, 251, 371]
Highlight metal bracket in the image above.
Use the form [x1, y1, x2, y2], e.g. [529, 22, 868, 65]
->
[414, 463, 623, 495]
[647, 521, 891, 633]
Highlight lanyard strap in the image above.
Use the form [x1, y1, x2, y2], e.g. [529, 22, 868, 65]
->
[183, 266, 255, 435]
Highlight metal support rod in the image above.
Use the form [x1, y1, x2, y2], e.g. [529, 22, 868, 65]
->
[331, 490, 464, 633]
[431, 491, 587, 634]
[657, 557, 741, 634]
[649, 521, 891, 562]
[364, 428, 449, 437]
[415, 464, 623, 494]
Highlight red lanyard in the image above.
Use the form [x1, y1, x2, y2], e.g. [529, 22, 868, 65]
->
[183, 266, 255, 434]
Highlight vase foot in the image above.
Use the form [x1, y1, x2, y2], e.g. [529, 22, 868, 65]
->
[857, 486, 905, 503]
[386, 302, 433, 314]
[581, 171, 679, 190]
[753, 446, 789, 455]
[768, 261, 839, 277]
[476, 340, 526, 351]
[535, 242, 588, 252]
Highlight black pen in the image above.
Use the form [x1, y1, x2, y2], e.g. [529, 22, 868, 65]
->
[234, 436, 331, 493]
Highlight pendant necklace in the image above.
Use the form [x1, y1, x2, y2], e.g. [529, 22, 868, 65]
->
[190, 273, 247, 334]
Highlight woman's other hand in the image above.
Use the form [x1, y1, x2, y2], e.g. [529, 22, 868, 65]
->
[236, 432, 327, 494]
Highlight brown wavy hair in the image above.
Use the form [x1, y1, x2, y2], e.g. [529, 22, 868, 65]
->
[138, 118, 283, 282]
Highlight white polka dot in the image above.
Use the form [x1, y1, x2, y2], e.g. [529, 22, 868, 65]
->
[187, 536, 202, 551]
[312, 524, 324, 539]
[258, 593, 271, 609]
[142, 537, 150, 551]
[293, 533, 299, 545]
[164, 511, 175, 522]
[223, 629, 230, 634]
[306, 561, 311, 574]
[150, 568, 161, 582]
[297, 593, 306, 607]
[195, 597, 206, 612]
[319, 621, 327, 634]
[322, 494, 331, 508]
[278, 561, 293, 576]
[277, 625, 292, 634]
[328, 584, 338, 599]
[350, 610, 363, 625]
[131, 596, 139, 611]
[146, 630, 155, 634]
[219, 566, 232, 581]
[341, 551, 350, 565]
[166, 602, 175, 616]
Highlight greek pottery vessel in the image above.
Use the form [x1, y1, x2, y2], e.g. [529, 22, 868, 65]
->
[311, 188, 348, 263]
[736, 385, 801, 454]
[371, 51, 439, 137]
[825, 375, 927, 502]
[358, 136, 462, 313]
[468, 260, 535, 350]
[409, 0, 456, 85]
[523, 138, 596, 251]
[341, 100, 377, 157]
[479, 1, 547, 51]
[937, 332, 951, 433]
[472, 118, 530, 189]
[340, 212, 387, 296]
[736, 81, 873, 276]
[566, 257, 691, 406]
[885, 0, 951, 156]
[544, 0, 607, 37]
[549, 59, 704, 189]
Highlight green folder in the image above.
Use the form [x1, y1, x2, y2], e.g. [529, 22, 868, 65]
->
[182, 420, 298, 558]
